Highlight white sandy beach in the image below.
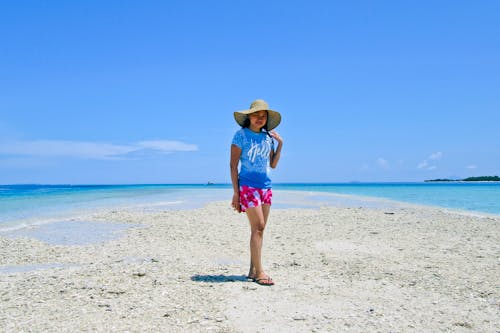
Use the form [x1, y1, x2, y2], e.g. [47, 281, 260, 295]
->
[1, 199, 499, 332]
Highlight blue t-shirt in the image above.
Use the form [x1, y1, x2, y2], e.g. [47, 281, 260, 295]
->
[232, 128, 273, 189]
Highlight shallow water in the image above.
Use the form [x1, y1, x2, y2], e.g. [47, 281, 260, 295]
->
[274, 183, 500, 215]
[3, 220, 140, 246]
[1, 183, 499, 233]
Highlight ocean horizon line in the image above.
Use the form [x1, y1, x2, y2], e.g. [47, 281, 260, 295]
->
[2, 181, 500, 187]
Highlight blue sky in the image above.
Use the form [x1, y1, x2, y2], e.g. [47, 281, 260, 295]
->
[1, 0, 499, 184]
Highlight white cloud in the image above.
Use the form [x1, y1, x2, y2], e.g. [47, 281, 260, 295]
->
[429, 152, 443, 160]
[417, 152, 443, 170]
[0, 139, 198, 160]
[138, 140, 197, 153]
[417, 161, 429, 169]
[466, 165, 477, 170]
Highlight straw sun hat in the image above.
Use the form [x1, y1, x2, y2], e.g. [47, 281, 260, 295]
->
[233, 99, 281, 131]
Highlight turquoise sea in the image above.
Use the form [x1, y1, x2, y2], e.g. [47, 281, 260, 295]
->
[1, 183, 499, 232]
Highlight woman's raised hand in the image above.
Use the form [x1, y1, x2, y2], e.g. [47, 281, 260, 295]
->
[269, 131, 283, 144]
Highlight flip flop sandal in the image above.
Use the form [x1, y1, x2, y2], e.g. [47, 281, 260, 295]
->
[255, 277, 274, 286]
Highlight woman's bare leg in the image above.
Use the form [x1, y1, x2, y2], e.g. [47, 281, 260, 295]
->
[246, 204, 273, 284]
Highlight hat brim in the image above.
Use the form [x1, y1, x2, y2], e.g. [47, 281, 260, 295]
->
[233, 108, 281, 131]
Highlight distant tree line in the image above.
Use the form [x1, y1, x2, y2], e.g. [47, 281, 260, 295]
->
[425, 176, 500, 182]
[462, 176, 500, 181]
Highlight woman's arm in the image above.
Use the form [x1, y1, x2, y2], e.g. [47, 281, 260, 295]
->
[269, 131, 283, 169]
[230, 144, 242, 212]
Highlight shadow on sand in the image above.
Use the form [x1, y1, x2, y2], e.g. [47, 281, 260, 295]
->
[191, 274, 249, 283]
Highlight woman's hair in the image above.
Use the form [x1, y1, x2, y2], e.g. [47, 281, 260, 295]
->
[242, 118, 251, 128]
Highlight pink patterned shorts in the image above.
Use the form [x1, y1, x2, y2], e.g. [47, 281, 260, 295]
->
[239, 186, 272, 212]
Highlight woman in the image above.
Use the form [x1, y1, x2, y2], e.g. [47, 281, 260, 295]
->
[230, 99, 283, 286]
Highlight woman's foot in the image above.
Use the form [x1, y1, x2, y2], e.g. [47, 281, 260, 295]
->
[254, 275, 274, 286]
